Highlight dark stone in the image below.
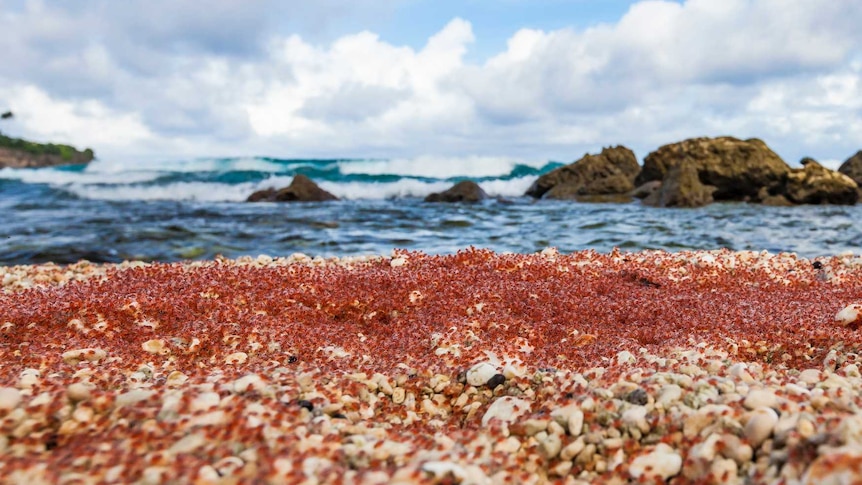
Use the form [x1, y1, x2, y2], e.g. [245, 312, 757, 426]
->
[643, 158, 716, 208]
[636, 136, 790, 201]
[297, 400, 313, 411]
[812, 261, 823, 269]
[246, 174, 339, 202]
[782, 158, 858, 205]
[486, 374, 506, 389]
[625, 388, 648, 406]
[287, 355, 298, 364]
[526, 146, 640, 200]
[424, 180, 488, 203]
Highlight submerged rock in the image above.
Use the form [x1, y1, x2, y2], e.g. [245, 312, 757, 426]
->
[247, 174, 339, 202]
[525, 146, 639, 200]
[636, 136, 790, 202]
[424, 180, 488, 203]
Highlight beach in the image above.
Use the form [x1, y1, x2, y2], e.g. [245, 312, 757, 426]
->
[1, 249, 862, 483]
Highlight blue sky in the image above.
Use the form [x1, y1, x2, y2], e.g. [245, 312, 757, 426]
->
[0, 0, 860, 167]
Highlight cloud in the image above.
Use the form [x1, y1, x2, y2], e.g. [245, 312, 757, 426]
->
[0, 0, 860, 163]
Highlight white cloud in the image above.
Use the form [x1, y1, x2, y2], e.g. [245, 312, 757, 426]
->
[0, 0, 861, 164]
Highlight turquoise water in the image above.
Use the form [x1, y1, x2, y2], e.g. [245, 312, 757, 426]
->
[1, 157, 860, 264]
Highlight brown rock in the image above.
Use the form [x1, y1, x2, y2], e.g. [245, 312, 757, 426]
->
[635, 137, 790, 201]
[632, 181, 662, 200]
[782, 158, 858, 205]
[838, 150, 862, 186]
[526, 146, 639, 200]
[425, 180, 488, 203]
[643, 159, 715, 208]
[246, 174, 339, 202]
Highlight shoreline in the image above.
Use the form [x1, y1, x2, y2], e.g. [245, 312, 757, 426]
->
[1, 249, 862, 483]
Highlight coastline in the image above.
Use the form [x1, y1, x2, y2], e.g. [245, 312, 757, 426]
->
[1, 249, 862, 483]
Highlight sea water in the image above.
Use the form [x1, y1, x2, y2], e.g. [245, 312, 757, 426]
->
[1, 156, 860, 265]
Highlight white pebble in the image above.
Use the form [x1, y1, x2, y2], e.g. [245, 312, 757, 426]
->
[232, 374, 265, 393]
[551, 402, 584, 437]
[835, 303, 862, 327]
[0, 387, 22, 411]
[629, 443, 682, 481]
[141, 339, 169, 355]
[621, 405, 650, 434]
[481, 397, 531, 427]
[61, 348, 107, 365]
[466, 362, 498, 387]
[225, 352, 248, 365]
[744, 406, 778, 448]
[744, 388, 778, 410]
[115, 389, 156, 407]
[798, 368, 822, 386]
[421, 461, 489, 484]
[390, 257, 406, 268]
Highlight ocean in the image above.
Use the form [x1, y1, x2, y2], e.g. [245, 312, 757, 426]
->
[1, 156, 860, 265]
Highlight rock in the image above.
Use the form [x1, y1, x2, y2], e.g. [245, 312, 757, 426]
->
[525, 146, 640, 200]
[803, 447, 862, 485]
[632, 181, 661, 199]
[629, 443, 682, 481]
[743, 388, 778, 410]
[424, 180, 488, 203]
[782, 158, 858, 205]
[642, 158, 716, 207]
[636, 136, 790, 201]
[467, 362, 497, 387]
[551, 403, 585, 436]
[481, 396, 531, 427]
[0, 387, 22, 411]
[246, 174, 338, 202]
[835, 303, 862, 330]
[744, 406, 778, 448]
[838, 150, 862, 187]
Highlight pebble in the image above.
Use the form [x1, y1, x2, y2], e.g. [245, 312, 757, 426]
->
[115, 389, 156, 407]
[798, 368, 823, 386]
[66, 382, 94, 402]
[225, 352, 248, 365]
[61, 348, 107, 365]
[744, 388, 778, 410]
[835, 303, 862, 328]
[0, 387, 22, 411]
[621, 405, 650, 434]
[481, 397, 531, 427]
[744, 406, 778, 448]
[141, 339, 169, 355]
[629, 443, 682, 481]
[466, 362, 498, 387]
[550, 402, 584, 437]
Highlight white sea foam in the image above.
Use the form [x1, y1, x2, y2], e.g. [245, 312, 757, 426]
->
[85, 157, 293, 174]
[338, 156, 545, 178]
[0, 166, 160, 185]
[317, 176, 537, 200]
[63, 182, 256, 202]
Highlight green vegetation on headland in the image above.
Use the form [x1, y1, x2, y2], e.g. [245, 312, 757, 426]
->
[0, 133, 94, 169]
[0, 133, 93, 162]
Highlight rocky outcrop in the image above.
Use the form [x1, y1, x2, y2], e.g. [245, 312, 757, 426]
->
[525, 146, 640, 200]
[839, 151, 862, 187]
[425, 180, 488, 203]
[246, 174, 339, 202]
[643, 159, 716, 208]
[636, 137, 790, 201]
[0, 146, 94, 169]
[782, 158, 858, 205]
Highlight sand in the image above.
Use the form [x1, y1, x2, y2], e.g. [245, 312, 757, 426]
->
[1, 249, 862, 484]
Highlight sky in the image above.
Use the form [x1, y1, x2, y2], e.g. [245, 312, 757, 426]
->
[0, 0, 860, 167]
